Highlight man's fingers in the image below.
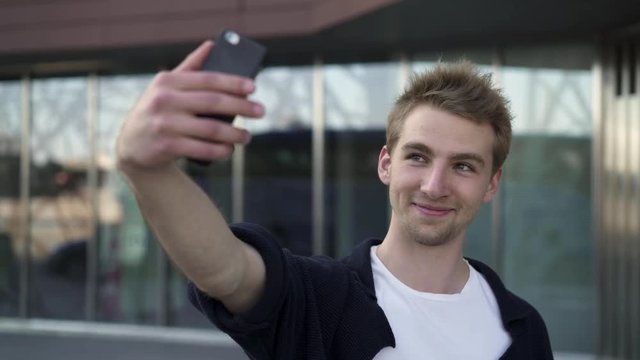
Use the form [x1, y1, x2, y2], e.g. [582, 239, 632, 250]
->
[155, 71, 255, 96]
[143, 39, 263, 164]
[169, 91, 264, 119]
[174, 41, 214, 72]
[171, 137, 236, 161]
[159, 114, 252, 145]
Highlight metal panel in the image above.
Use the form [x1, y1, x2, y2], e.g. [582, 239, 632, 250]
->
[599, 39, 640, 360]
[631, 40, 640, 360]
[591, 45, 604, 357]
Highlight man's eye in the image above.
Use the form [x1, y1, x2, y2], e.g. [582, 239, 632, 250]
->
[407, 153, 425, 162]
[455, 163, 474, 172]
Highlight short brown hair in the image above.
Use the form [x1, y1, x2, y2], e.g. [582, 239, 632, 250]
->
[386, 61, 512, 173]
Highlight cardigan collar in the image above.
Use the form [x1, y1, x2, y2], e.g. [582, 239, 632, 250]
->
[341, 238, 532, 330]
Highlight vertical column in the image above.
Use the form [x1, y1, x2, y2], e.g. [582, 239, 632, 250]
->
[591, 43, 605, 357]
[158, 65, 170, 324]
[18, 76, 32, 318]
[609, 44, 618, 357]
[617, 42, 630, 358]
[600, 42, 616, 357]
[232, 117, 245, 224]
[85, 73, 99, 321]
[630, 40, 640, 360]
[312, 58, 325, 255]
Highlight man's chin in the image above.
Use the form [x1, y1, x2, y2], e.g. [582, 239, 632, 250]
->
[414, 235, 451, 247]
[398, 216, 460, 246]
[409, 227, 455, 247]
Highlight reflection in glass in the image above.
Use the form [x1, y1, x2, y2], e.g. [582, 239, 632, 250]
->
[504, 67, 592, 136]
[97, 75, 167, 324]
[0, 80, 22, 317]
[501, 46, 594, 354]
[324, 63, 399, 257]
[29, 77, 89, 319]
[242, 67, 314, 255]
[0, 48, 598, 356]
[412, 48, 494, 76]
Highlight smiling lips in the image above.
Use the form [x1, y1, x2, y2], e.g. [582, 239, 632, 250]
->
[412, 203, 455, 217]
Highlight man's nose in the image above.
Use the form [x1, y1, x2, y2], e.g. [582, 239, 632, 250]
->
[420, 165, 450, 199]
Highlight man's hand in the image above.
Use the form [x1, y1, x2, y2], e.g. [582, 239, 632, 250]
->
[116, 40, 265, 172]
[113, 41, 268, 314]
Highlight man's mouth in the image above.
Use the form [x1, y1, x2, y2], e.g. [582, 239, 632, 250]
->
[412, 203, 454, 217]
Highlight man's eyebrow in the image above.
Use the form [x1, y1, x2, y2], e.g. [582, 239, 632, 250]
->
[401, 142, 433, 155]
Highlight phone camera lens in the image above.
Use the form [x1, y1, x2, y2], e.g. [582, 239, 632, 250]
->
[225, 31, 240, 45]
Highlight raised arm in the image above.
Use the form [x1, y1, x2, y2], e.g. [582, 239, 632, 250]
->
[116, 41, 266, 313]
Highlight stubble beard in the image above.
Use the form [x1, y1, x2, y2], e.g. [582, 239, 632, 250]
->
[402, 200, 485, 248]
[402, 216, 463, 247]
[389, 187, 479, 248]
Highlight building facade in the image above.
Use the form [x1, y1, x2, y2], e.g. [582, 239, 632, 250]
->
[1, 1, 639, 359]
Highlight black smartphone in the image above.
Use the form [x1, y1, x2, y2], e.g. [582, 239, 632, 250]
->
[191, 29, 267, 166]
[200, 29, 267, 123]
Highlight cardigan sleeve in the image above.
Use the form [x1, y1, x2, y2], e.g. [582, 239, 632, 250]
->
[188, 223, 290, 334]
[188, 222, 355, 360]
[187, 223, 387, 360]
[188, 222, 300, 360]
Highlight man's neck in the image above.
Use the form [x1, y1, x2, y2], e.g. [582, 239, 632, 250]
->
[376, 227, 469, 294]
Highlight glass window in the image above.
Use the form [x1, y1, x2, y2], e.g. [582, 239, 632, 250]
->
[98, 74, 229, 328]
[0, 80, 22, 317]
[413, 48, 495, 73]
[242, 66, 314, 256]
[97, 74, 165, 324]
[501, 44, 595, 354]
[324, 63, 399, 258]
[29, 77, 89, 320]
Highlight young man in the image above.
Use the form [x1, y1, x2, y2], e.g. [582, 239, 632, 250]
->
[117, 41, 553, 359]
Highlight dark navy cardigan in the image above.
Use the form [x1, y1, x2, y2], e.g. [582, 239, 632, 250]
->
[189, 223, 554, 360]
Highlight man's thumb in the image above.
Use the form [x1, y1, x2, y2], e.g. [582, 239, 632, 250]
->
[173, 40, 214, 72]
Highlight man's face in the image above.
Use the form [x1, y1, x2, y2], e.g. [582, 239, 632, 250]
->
[378, 105, 502, 247]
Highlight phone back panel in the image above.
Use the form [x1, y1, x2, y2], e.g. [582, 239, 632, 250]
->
[202, 30, 267, 78]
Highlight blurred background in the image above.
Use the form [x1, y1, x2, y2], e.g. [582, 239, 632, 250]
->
[0, 0, 639, 359]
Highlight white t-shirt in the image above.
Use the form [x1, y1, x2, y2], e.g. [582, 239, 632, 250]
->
[371, 246, 511, 359]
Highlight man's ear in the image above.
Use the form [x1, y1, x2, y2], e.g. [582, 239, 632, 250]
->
[483, 167, 503, 203]
[378, 146, 392, 186]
